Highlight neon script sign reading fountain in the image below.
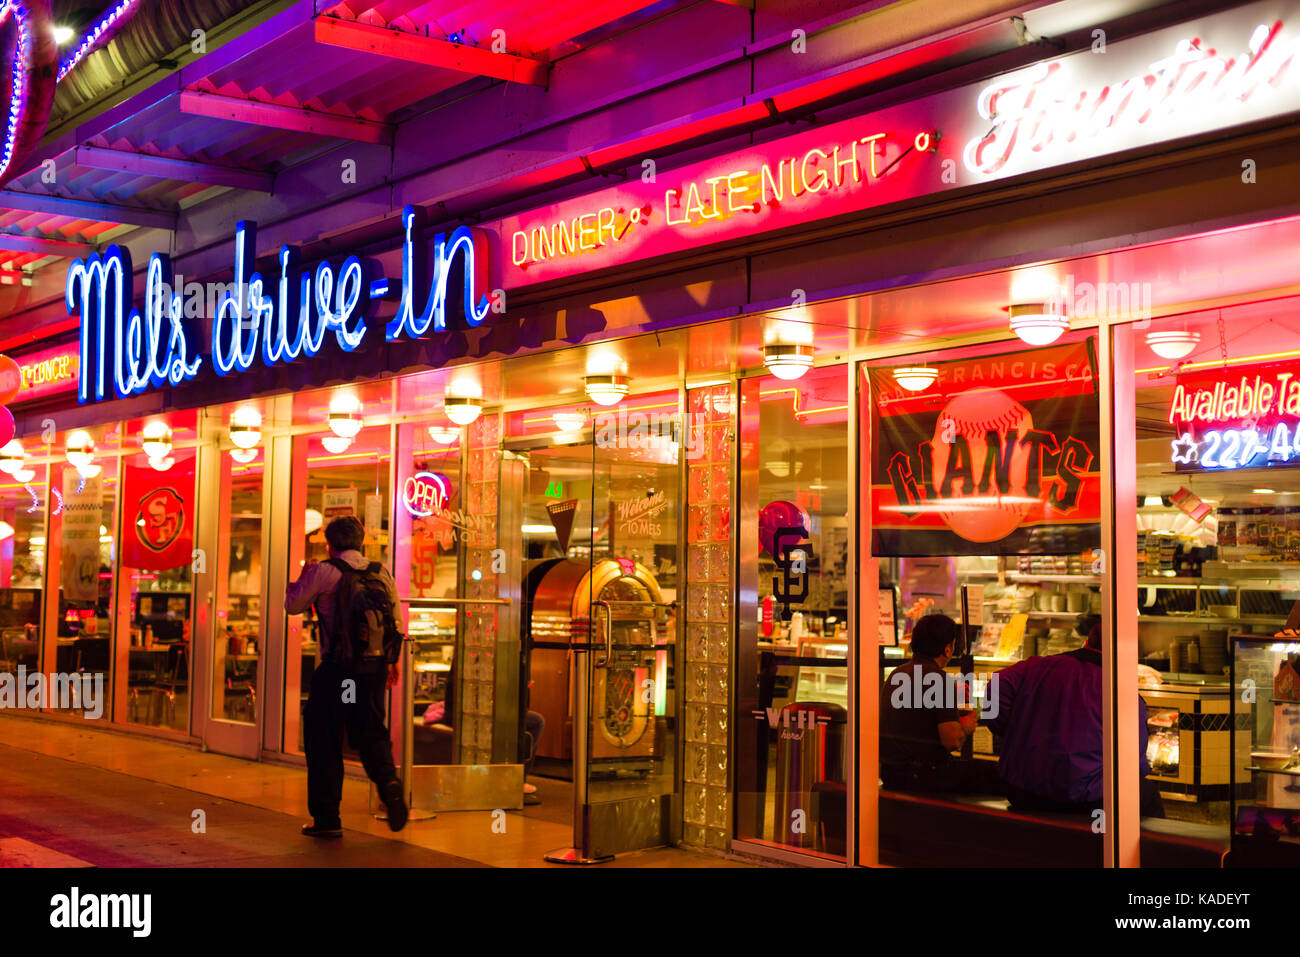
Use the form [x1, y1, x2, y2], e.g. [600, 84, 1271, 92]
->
[964, 19, 1300, 177]
[67, 205, 490, 404]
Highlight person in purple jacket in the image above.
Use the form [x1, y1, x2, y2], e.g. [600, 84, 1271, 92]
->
[986, 621, 1164, 818]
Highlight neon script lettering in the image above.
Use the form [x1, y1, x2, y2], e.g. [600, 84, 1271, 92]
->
[69, 247, 203, 403]
[387, 205, 490, 340]
[69, 205, 492, 404]
[965, 20, 1300, 176]
[213, 221, 370, 376]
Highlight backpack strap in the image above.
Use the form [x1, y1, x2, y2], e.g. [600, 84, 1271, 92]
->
[365, 562, 382, 575]
[315, 558, 358, 658]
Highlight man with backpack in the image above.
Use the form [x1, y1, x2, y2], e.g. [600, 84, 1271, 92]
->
[286, 516, 409, 836]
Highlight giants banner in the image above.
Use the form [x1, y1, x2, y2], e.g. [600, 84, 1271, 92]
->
[122, 451, 195, 571]
[869, 341, 1101, 556]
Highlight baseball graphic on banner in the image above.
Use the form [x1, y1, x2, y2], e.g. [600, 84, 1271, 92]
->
[929, 391, 1034, 543]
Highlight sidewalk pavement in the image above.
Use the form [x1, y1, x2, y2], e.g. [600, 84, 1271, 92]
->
[0, 714, 754, 868]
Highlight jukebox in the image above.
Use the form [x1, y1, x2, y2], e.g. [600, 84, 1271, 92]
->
[526, 557, 671, 775]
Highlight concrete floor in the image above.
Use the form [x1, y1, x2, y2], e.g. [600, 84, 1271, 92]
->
[0, 714, 758, 869]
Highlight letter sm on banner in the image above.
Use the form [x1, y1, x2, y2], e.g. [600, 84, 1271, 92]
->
[868, 340, 1101, 556]
[121, 450, 196, 571]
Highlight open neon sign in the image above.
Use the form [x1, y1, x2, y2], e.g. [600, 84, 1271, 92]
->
[403, 471, 450, 517]
[68, 205, 490, 404]
[1169, 367, 1300, 470]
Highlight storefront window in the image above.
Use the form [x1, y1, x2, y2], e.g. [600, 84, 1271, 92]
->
[1139, 307, 1291, 853]
[285, 386, 391, 754]
[119, 413, 197, 731]
[736, 364, 849, 859]
[865, 336, 1106, 865]
[0, 449, 46, 684]
[213, 442, 264, 725]
[51, 425, 120, 717]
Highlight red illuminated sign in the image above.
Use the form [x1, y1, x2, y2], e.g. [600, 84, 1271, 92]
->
[403, 471, 449, 517]
[14, 342, 78, 403]
[1168, 360, 1300, 470]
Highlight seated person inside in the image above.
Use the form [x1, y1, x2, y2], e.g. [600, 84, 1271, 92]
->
[986, 621, 1163, 818]
[880, 613, 978, 792]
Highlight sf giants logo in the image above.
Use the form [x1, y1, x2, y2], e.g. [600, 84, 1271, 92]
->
[136, 487, 185, 551]
[772, 526, 808, 620]
[886, 391, 1093, 543]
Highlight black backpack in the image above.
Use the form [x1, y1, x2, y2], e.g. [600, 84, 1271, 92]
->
[322, 558, 403, 669]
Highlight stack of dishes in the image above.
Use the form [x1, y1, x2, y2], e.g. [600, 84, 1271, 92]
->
[1199, 630, 1228, 675]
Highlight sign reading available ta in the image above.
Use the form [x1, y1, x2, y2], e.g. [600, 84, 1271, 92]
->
[1170, 359, 1300, 471]
[869, 340, 1101, 557]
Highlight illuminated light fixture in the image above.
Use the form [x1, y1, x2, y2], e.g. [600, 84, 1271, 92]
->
[52, 25, 73, 44]
[1254, 488, 1276, 495]
[0, 439, 23, 474]
[77, 463, 102, 479]
[304, 508, 323, 535]
[12, 467, 35, 483]
[140, 420, 172, 460]
[584, 374, 629, 406]
[328, 393, 363, 439]
[427, 426, 460, 444]
[321, 434, 353, 454]
[1146, 329, 1201, 360]
[444, 394, 482, 426]
[763, 343, 815, 381]
[552, 411, 586, 431]
[148, 456, 175, 472]
[65, 430, 95, 469]
[1142, 495, 1164, 507]
[230, 448, 258, 464]
[892, 366, 939, 392]
[1007, 302, 1069, 346]
[229, 407, 262, 449]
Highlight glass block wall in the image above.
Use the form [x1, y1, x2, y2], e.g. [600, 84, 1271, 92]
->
[682, 384, 734, 851]
[458, 413, 501, 764]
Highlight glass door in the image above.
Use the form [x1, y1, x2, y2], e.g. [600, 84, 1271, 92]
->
[201, 402, 269, 759]
[536, 400, 680, 861]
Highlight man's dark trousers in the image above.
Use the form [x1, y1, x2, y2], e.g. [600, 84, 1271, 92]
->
[304, 658, 396, 828]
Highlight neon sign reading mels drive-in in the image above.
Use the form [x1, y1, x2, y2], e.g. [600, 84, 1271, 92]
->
[66, 205, 490, 404]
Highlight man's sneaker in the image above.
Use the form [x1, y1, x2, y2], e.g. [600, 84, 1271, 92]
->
[523, 782, 538, 794]
[301, 822, 342, 838]
[380, 779, 409, 832]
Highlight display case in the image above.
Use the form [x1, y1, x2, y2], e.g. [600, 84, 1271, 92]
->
[407, 603, 457, 713]
[1229, 634, 1300, 859]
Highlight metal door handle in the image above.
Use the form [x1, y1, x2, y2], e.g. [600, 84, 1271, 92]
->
[591, 599, 611, 667]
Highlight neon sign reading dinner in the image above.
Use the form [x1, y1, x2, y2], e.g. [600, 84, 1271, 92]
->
[67, 205, 490, 404]
[1169, 368, 1300, 470]
[510, 129, 930, 268]
[964, 19, 1300, 177]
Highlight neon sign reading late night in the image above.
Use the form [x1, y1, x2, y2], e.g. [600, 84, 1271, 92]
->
[510, 129, 932, 269]
[1169, 366, 1300, 471]
[67, 205, 490, 404]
